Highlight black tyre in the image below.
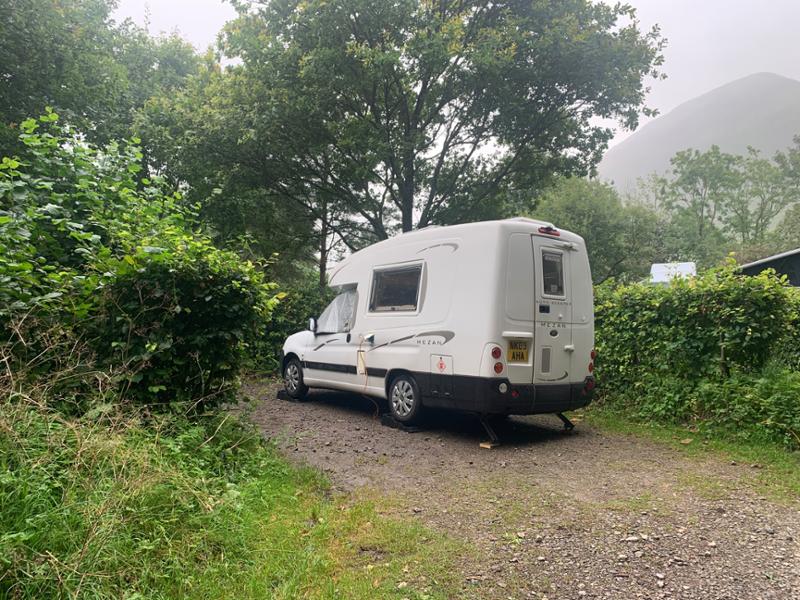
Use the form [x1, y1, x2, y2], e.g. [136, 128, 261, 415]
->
[283, 358, 309, 400]
[388, 373, 422, 424]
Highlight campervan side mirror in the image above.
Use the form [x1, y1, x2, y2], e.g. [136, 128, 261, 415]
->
[308, 317, 318, 334]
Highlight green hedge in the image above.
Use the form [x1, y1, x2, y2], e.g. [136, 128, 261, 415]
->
[1, 113, 276, 413]
[594, 265, 800, 448]
[94, 239, 273, 409]
[251, 280, 333, 373]
[770, 288, 800, 370]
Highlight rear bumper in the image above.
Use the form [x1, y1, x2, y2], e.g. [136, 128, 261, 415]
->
[419, 373, 595, 415]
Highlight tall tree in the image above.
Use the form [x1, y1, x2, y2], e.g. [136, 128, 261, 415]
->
[663, 146, 739, 240]
[723, 148, 794, 246]
[774, 203, 800, 252]
[222, 0, 664, 239]
[0, 0, 199, 154]
[1, 0, 119, 152]
[135, 59, 323, 281]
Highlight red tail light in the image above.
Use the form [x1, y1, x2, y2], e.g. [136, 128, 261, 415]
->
[588, 362, 594, 373]
[491, 346, 502, 359]
[591, 349, 597, 360]
[494, 362, 504, 374]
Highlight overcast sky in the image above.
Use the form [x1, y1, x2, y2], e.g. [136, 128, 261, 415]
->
[113, 0, 800, 144]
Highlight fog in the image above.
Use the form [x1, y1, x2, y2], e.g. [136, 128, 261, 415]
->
[623, 0, 800, 137]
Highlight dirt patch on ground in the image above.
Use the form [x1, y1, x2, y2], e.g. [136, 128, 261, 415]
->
[245, 381, 800, 600]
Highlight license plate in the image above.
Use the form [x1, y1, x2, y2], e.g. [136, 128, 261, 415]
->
[507, 340, 529, 363]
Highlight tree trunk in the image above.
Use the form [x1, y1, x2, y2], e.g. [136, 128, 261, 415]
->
[401, 195, 413, 232]
[318, 216, 328, 289]
[401, 152, 415, 232]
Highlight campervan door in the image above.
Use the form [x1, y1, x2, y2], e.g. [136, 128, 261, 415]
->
[532, 235, 574, 384]
[504, 232, 576, 386]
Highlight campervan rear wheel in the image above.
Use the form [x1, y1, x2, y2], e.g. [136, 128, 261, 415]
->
[284, 358, 308, 400]
[389, 374, 421, 424]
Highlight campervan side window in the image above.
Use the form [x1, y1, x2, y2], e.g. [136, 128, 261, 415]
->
[369, 264, 422, 312]
[542, 250, 564, 296]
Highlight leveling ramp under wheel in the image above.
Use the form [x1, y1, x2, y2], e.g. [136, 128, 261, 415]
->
[379, 413, 423, 433]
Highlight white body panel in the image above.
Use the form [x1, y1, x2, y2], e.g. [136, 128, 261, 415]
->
[282, 218, 594, 414]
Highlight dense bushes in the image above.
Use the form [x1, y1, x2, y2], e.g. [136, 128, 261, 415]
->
[0, 115, 464, 599]
[594, 265, 800, 448]
[252, 279, 333, 372]
[0, 113, 275, 411]
[771, 289, 800, 371]
[96, 240, 272, 408]
[0, 115, 308, 597]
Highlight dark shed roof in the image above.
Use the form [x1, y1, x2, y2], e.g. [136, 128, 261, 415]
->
[739, 247, 800, 286]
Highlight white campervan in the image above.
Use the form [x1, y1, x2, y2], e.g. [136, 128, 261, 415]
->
[281, 218, 596, 425]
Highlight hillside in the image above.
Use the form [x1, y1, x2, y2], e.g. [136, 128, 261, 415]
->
[598, 72, 800, 192]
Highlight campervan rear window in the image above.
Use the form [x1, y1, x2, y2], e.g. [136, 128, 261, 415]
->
[542, 250, 564, 296]
[369, 264, 422, 312]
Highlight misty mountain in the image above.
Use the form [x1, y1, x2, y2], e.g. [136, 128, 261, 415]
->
[597, 72, 800, 193]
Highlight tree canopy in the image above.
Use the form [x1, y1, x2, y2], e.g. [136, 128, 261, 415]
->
[0, 0, 199, 155]
[625, 143, 800, 265]
[218, 0, 663, 241]
[2, 0, 674, 283]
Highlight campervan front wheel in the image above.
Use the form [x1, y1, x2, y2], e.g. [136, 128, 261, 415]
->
[389, 374, 422, 424]
[284, 358, 309, 400]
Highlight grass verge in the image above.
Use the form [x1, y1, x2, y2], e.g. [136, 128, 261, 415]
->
[581, 406, 800, 503]
[0, 402, 461, 599]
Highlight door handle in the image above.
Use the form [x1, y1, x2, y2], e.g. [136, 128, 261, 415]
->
[564, 344, 575, 353]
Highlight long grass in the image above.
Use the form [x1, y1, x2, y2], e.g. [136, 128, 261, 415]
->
[0, 401, 461, 599]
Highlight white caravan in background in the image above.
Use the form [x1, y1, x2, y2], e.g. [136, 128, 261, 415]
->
[281, 218, 596, 424]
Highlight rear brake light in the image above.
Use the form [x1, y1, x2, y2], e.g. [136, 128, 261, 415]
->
[538, 226, 560, 236]
[588, 362, 594, 373]
[591, 349, 597, 360]
[491, 346, 502, 359]
[494, 362, 504, 374]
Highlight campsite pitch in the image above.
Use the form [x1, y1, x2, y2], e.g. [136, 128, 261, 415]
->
[247, 381, 800, 600]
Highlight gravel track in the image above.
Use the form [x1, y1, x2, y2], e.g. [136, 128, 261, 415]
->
[246, 381, 800, 600]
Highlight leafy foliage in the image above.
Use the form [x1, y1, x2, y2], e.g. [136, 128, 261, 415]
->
[143, 0, 665, 271]
[251, 278, 335, 373]
[95, 240, 274, 409]
[233, 0, 663, 233]
[0, 112, 461, 599]
[134, 59, 321, 280]
[1, 114, 275, 411]
[0, 0, 200, 156]
[628, 143, 800, 266]
[594, 265, 800, 448]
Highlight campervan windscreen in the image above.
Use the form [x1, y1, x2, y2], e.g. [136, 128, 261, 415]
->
[317, 289, 357, 333]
